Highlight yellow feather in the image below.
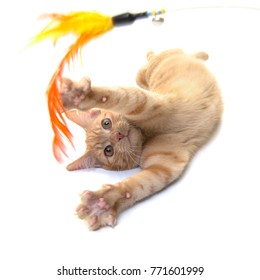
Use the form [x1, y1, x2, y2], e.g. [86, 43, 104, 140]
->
[33, 11, 113, 44]
[32, 11, 114, 162]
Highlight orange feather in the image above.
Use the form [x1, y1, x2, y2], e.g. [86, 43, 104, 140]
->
[33, 12, 114, 162]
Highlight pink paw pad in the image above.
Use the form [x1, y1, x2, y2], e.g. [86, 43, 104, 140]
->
[97, 198, 110, 210]
[73, 95, 85, 106]
[101, 96, 107, 102]
[125, 192, 131, 198]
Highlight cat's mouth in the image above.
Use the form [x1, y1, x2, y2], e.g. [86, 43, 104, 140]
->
[126, 129, 132, 144]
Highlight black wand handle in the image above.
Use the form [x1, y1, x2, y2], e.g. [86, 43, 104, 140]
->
[112, 12, 148, 26]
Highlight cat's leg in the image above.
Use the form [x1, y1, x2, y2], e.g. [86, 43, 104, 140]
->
[60, 77, 164, 124]
[192, 52, 209, 61]
[76, 137, 191, 230]
[135, 51, 156, 89]
[136, 48, 185, 89]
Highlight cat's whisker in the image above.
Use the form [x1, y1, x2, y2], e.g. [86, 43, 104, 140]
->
[125, 148, 140, 168]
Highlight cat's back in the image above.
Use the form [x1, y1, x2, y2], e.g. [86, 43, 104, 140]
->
[146, 50, 217, 98]
[138, 49, 223, 141]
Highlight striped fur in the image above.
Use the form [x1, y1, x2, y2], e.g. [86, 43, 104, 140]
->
[61, 49, 223, 230]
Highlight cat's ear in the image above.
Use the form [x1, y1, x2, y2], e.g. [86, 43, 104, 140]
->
[66, 150, 102, 171]
[66, 109, 101, 129]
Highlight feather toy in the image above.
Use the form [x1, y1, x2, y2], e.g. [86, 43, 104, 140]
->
[32, 9, 165, 162]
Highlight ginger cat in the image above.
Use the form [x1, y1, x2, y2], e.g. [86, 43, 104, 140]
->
[60, 49, 223, 230]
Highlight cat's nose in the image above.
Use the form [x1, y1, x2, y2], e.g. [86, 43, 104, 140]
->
[116, 132, 125, 141]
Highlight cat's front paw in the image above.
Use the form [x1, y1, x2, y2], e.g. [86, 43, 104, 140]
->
[76, 186, 131, 230]
[60, 77, 91, 109]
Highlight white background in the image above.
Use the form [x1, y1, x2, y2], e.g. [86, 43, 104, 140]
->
[1, 0, 260, 279]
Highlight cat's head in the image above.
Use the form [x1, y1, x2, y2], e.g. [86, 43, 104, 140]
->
[66, 108, 144, 171]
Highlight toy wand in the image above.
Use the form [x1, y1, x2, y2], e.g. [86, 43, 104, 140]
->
[32, 9, 165, 162]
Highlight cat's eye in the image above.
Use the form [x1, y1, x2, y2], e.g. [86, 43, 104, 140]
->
[102, 118, 112, 129]
[104, 145, 114, 157]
